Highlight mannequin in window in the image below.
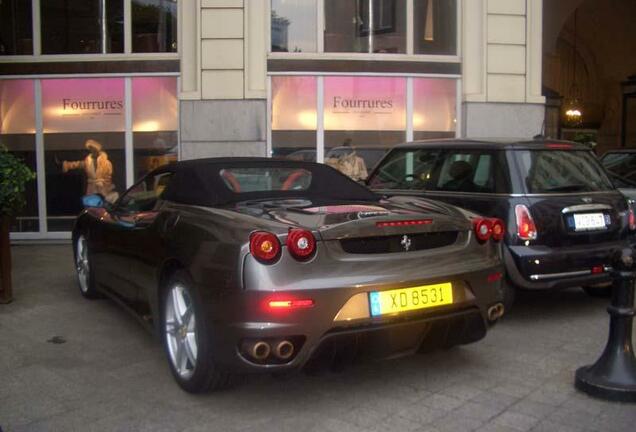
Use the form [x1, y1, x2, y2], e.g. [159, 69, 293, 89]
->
[62, 139, 119, 203]
[326, 138, 368, 181]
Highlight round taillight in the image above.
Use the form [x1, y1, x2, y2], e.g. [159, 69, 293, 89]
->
[473, 218, 493, 242]
[250, 231, 281, 264]
[286, 229, 316, 260]
[491, 219, 505, 242]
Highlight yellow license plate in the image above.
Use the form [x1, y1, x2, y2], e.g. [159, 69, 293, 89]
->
[369, 282, 453, 317]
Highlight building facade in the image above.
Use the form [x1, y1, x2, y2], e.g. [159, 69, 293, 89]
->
[1, 0, 545, 240]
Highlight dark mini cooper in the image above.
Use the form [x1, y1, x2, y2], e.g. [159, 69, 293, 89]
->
[73, 158, 505, 392]
[368, 139, 635, 305]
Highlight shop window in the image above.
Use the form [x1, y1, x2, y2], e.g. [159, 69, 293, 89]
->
[41, 0, 124, 54]
[414, 0, 457, 55]
[324, 76, 405, 179]
[0, 79, 38, 232]
[0, 0, 33, 55]
[271, 76, 317, 161]
[132, 0, 177, 53]
[132, 77, 178, 180]
[413, 78, 456, 140]
[324, 0, 406, 54]
[271, 0, 317, 53]
[42, 78, 126, 232]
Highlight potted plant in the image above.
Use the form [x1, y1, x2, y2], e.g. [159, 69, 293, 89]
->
[0, 146, 35, 303]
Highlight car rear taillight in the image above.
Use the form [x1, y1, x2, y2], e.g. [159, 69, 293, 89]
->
[250, 231, 281, 264]
[473, 218, 493, 242]
[286, 229, 316, 260]
[491, 219, 505, 242]
[628, 201, 636, 231]
[267, 298, 315, 310]
[515, 204, 537, 241]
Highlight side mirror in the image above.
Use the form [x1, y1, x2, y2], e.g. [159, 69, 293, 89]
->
[82, 194, 105, 208]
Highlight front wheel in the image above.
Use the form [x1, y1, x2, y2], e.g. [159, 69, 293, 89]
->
[162, 271, 232, 393]
[75, 234, 99, 299]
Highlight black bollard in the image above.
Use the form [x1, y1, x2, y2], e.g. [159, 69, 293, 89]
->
[575, 247, 636, 402]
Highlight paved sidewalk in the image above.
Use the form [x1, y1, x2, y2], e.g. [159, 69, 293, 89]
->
[1, 245, 635, 432]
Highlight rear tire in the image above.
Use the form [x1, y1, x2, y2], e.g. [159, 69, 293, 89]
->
[582, 284, 612, 298]
[161, 270, 232, 393]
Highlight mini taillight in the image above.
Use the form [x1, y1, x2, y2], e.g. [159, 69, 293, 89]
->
[250, 231, 281, 264]
[267, 299, 315, 310]
[628, 201, 636, 230]
[491, 219, 505, 242]
[473, 218, 493, 242]
[515, 205, 537, 241]
[546, 143, 573, 149]
[286, 229, 316, 260]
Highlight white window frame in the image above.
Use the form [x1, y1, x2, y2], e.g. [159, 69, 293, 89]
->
[4, 72, 179, 241]
[0, 0, 179, 64]
[268, 0, 461, 63]
[266, 72, 462, 162]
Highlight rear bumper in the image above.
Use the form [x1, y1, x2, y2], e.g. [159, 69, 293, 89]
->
[200, 263, 504, 374]
[504, 241, 628, 290]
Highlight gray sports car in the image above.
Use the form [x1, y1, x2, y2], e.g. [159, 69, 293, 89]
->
[73, 158, 506, 392]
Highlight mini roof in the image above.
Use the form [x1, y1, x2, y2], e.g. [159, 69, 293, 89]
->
[394, 138, 591, 151]
[158, 157, 378, 206]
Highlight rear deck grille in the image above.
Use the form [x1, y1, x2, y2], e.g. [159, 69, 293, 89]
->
[340, 231, 459, 254]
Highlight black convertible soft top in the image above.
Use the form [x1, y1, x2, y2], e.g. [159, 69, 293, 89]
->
[158, 157, 378, 206]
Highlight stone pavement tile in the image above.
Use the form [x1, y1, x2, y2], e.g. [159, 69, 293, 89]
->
[431, 412, 485, 432]
[306, 418, 368, 432]
[545, 406, 601, 431]
[334, 405, 392, 429]
[418, 393, 465, 413]
[476, 423, 522, 432]
[490, 411, 540, 432]
[395, 401, 443, 425]
[369, 413, 424, 432]
[529, 420, 588, 432]
[451, 401, 505, 423]
[0, 392, 68, 430]
[525, 388, 571, 406]
[469, 390, 521, 411]
[437, 383, 484, 402]
[507, 399, 558, 420]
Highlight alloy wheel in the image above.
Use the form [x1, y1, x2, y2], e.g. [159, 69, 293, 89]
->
[76, 235, 89, 293]
[165, 284, 198, 379]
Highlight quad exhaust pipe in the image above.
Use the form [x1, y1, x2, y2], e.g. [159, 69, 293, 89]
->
[487, 303, 505, 322]
[242, 339, 295, 362]
[275, 340, 295, 360]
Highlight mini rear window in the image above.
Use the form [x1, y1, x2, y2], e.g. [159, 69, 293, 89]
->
[368, 148, 511, 193]
[515, 150, 614, 193]
[219, 167, 312, 193]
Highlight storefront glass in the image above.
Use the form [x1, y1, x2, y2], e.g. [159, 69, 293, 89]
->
[271, 76, 317, 161]
[271, 75, 457, 179]
[0, 79, 38, 232]
[0, 0, 33, 55]
[413, 77, 456, 139]
[41, 0, 124, 54]
[132, 0, 178, 53]
[413, 0, 457, 55]
[324, 76, 405, 177]
[324, 0, 406, 54]
[271, 0, 317, 53]
[42, 78, 126, 232]
[132, 77, 178, 180]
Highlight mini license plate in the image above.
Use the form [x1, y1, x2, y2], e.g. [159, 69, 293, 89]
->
[369, 282, 453, 317]
[573, 213, 606, 231]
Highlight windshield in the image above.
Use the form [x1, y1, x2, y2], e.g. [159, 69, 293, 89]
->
[515, 150, 614, 193]
[220, 168, 312, 193]
[367, 148, 510, 193]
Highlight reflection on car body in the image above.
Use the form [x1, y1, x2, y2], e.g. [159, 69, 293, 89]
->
[73, 157, 505, 392]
